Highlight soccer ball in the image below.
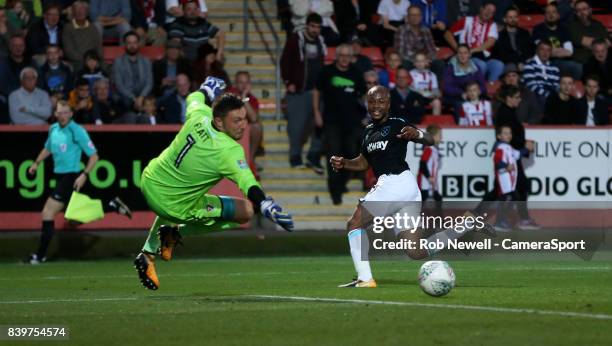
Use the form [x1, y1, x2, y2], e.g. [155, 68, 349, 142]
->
[418, 260, 455, 297]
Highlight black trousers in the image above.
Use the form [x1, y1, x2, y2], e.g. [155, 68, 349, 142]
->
[324, 123, 362, 200]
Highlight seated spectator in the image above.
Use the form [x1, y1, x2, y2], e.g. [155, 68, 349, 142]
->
[152, 38, 190, 97]
[522, 39, 560, 108]
[363, 69, 379, 90]
[378, 51, 402, 89]
[583, 39, 611, 101]
[6, 0, 31, 32]
[532, 3, 582, 80]
[131, 0, 166, 46]
[38, 44, 74, 101]
[25, 3, 61, 62]
[76, 49, 109, 96]
[349, 38, 373, 75]
[62, 1, 103, 71]
[0, 34, 35, 98]
[91, 78, 124, 124]
[458, 81, 492, 126]
[9, 67, 52, 124]
[491, 7, 534, 67]
[394, 5, 444, 81]
[412, 0, 447, 45]
[0, 7, 19, 60]
[568, 0, 610, 64]
[445, 1, 504, 82]
[158, 73, 191, 123]
[90, 0, 131, 44]
[542, 74, 579, 124]
[168, 0, 223, 61]
[112, 31, 153, 111]
[494, 63, 542, 125]
[442, 44, 486, 115]
[191, 43, 230, 88]
[289, 0, 339, 46]
[576, 76, 609, 126]
[165, 0, 208, 24]
[333, 0, 374, 44]
[68, 77, 93, 123]
[390, 67, 425, 124]
[409, 52, 441, 115]
[134, 95, 158, 124]
[376, 0, 410, 51]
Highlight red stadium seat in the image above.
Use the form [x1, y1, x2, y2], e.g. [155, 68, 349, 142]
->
[572, 80, 585, 98]
[593, 14, 612, 30]
[486, 81, 501, 98]
[420, 115, 456, 126]
[436, 46, 454, 61]
[518, 14, 544, 32]
[103, 46, 165, 65]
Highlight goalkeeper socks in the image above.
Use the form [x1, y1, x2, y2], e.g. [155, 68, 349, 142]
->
[36, 220, 54, 259]
[348, 228, 373, 281]
[142, 217, 164, 254]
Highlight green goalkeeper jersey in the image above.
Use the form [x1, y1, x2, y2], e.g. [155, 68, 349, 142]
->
[141, 92, 260, 214]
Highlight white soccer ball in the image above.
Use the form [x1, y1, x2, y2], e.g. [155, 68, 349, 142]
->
[418, 260, 455, 297]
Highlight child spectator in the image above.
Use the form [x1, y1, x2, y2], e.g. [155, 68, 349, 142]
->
[493, 125, 521, 231]
[76, 50, 108, 95]
[135, 95, 158, 125]
[378, 51, 402, 89]
[458, 81, 492, 126]
[68, 77, 93, 123]
[409, 52, 442, 115]
[418, 124, 442, 203]
[38, 44, 73, 101]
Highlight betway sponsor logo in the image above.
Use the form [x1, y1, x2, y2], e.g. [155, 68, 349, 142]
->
[367, 140, 388, 153]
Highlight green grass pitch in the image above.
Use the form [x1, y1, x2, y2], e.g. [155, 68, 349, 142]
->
[1, 257, 611, 345]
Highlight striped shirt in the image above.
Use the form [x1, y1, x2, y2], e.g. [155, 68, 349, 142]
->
[450, 16, 498, 57]
[458, 99, 492, 126]
[521, 55, 560, 98]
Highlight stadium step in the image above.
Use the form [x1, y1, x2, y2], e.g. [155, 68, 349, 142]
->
[213, 19, 283, 33]
[269, 191, 362, 206]
[260, 178, 363, 192]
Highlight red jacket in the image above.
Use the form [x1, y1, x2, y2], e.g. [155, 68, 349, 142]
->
[280, 31, 327, 91]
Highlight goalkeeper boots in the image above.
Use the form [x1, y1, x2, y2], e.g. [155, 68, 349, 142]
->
[134, 252, 159, 290]
[338, 278, 377, 288]
[109, 197, 133, 219]
[158, 226, 182, 261]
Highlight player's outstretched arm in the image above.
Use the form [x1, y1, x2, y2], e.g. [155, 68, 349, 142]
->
[397, 126, 434, 146]
[330, 154, 369, 172]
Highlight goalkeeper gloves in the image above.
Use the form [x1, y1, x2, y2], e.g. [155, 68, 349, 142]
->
[260, 197, 294, 232]
[199, 76, 226, 106]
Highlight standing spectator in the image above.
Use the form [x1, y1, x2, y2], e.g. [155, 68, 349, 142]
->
[313, 43, 366, 204]
[152, 38, 190, 97]
[38, 44, 74, 101]
[542, 74, 579, 124]
[576, 76, 609, 126]
[409, 52, 442, 115]
[62, 1, 103, 71]
[532, 3, 582, 80]
[522, 39, 560, 107]
[458, 81, 492, 126]
[289, 0, 339, 46]
[168, 0, 223, 61]
[90, 0, 132, 44]
[165, 0, 207, 24]
[227, 71, 264, 172]
[349, 38, 373, 75]
[390, 67, 425, 124]
[583, 39, 611, 101]
[446, 0, 481, 24]
[91, 78, 124, 124]
[134, 95, 158, 124]
[568, 0, 610, 64]
[68, 77, 93, 123]
[394, 5, 444, 80]
[494, 63, 542, 125]
[334, 0, 373, 44]
[378, 51, 402, 89]
[75, 50, 108, 96]
[442, 44, 486, 116]
[376, 0, 410, 51]
[491, 7, 534, 67]
[445, 1, 504, 82]
[9, 67, 52, 124]
[158, 73, 191, 123]
[0, 34, 34, 99]
[112, 31, 152, 111]
[25, 3, 62, 62]
[280, 13, 325, 169]
[130, 0, 166, 46]
[413, 0, 447, 44]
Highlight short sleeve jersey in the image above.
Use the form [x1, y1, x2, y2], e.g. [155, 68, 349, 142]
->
[45, 121, 97, 174]
[361, 117, 413, 178]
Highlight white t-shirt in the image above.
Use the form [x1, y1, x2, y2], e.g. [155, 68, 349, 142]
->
[586, 99, 595, 126]
[377, 0, 411, 22]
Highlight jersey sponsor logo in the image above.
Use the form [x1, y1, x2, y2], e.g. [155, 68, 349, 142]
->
[237, 159, 248, 169]
[367, 140, 388, 153]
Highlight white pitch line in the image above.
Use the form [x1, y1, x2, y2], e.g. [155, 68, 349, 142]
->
[247, 295, 612, 321]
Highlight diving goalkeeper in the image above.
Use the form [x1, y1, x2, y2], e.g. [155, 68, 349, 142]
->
[134, 77, 294, 290]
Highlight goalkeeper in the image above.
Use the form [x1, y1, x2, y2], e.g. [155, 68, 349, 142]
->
[134, 77, 294, 290]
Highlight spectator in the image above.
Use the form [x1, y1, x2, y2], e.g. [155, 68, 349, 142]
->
[576, 76, 609, 126]
[0, 34, 35, 98]
[445, 1, 504, 82]
[112, 31, 153, 111]
[364, 69, 379, 90]
[38, 44, 74, 101]
[227, 71, 264, 171]
[76, 49, 109, 96]
[134, 95, 158, 124]
[568, 0, 610, 64]
[390, 67, 425, 124]
[9, 67, 52, 124]
[91, 78, 124, 124]
[168, 0, 223, 61]
[6, 0, 31, 32]
[542, 74, 579, 124]
[68, 77, 93, 123]
[394, 5, 444, 81]
[522, 39, 560, 108]
[334, 0, 373, 44]
[458, 81, 492, 126]
[494, 63, 542, 125]
[583, 39, 611, 101]
[491, 7, 534, 67]
[152, 38, 190, 97]
[25, 3, 61, 61]
[90, 0, 131, 44]
[349, 37, 373, 75]
[378, 51, 402, 89]
[409, 52, 442, 115]
[413, 0, 447, 44]
[0, 7, 18, 60]
[62, 1, 103, 71]
[376, 0, 410, 51]
[442, 44, 486, 117]
[191, 42, 230, 88]
[446, 0, 481, 24]
[289, 0, 339, 46]
[280, 13, 325, 168]
[130, 0, 166, 46]
[158, 72, 190, 123]
[532, 3, 582, 80]
[313, 43, 366, 204]
[165, 0, 207, 24]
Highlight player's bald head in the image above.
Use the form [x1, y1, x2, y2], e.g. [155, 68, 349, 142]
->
[367, 86, 390, 122]
[367, 85, 390, 100]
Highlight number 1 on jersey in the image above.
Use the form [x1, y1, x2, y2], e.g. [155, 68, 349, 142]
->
[174, 134, 196, 168]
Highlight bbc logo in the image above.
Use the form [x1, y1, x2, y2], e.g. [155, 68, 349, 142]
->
[442, 175, 489, 198]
